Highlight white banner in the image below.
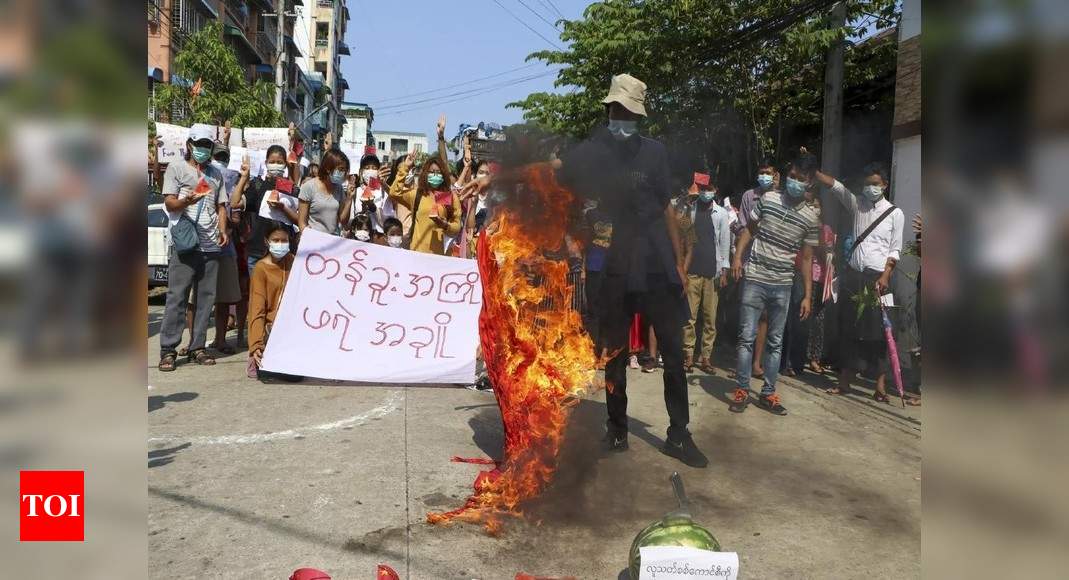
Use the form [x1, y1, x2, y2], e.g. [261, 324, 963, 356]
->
[261, 229, 483, 384]
[242, 127, 290, 152]
[639, 547, 738, 580]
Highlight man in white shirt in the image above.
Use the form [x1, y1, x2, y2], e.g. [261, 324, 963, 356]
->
[815, 162, 904, 402]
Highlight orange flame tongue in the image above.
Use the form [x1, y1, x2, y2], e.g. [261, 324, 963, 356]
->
[427, 163, 596, 533]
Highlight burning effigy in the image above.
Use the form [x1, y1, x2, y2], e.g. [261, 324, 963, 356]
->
[426, 162, 596, 534]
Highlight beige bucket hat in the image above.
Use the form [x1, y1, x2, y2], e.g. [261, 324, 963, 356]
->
[602, 73, 648, 117]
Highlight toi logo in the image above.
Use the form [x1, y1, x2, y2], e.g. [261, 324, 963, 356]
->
[19, 471, 84, 542]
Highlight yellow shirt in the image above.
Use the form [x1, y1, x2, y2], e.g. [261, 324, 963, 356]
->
[388, 164, 462, 255]
[247, 254, 293, 354]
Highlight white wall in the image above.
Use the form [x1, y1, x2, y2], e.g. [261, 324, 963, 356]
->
[891, 135, 922, 224]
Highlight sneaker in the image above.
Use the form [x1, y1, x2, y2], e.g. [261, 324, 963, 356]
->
[729, 388, 750, 413]
[757, 393, 788, 415]
[660, 435, 709, 468]
[641, 359, 658, 373]
[602, 431, 629, 452]
[629, 355, 640, 369]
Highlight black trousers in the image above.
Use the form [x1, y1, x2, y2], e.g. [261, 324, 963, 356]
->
[600, 273, 690, 442]
[583, 268, 606, 353]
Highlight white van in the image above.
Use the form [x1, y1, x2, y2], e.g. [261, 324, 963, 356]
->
[148, 203, 170, 286]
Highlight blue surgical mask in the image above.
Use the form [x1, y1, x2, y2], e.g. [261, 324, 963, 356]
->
[757, 174, 774, 189]
[608, 119, 638, 140]
[785, 177, 807, 198]
[268, 241, 289, 259]
[426, 173, 444, 188]
[330, 170, 346, 185]
[699, 191, 716, 203]
[862, 184, 884, 201]
[191, 146, 213, 164]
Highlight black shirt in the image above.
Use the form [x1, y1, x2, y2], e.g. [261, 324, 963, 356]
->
[559, 128, 677, 292]
[242, 177, 289, 259]
[689, 200, 719, 278]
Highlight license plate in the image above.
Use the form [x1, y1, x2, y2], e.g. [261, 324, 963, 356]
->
[151, 266, 168, 283]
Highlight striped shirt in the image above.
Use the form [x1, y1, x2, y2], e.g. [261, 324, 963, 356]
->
[745, 191, 821, 286]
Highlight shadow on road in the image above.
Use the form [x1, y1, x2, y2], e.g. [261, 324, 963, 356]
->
[149, 391, 199, 412]
[149, 442, 191, 468]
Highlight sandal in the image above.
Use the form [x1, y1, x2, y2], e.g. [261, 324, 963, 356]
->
[807, 361, 825, 374]
[825, 387, 849, 395]
[177, 346, 189, 357]
[873, 391, 890, 404]
[904, 397, 921, 406]
[683, 357, 693, 372]
[158, 353, 177, 372]
[187, 349, 216, 366]
[697, 359, 716, 375]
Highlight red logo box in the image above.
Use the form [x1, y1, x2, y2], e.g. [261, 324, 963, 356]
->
[19, 470, 84, 541]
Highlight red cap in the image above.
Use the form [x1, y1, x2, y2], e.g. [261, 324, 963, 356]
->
[364, 145, 377, 156]
[693, 172, 710, 186]
[290, 568, 331, 580]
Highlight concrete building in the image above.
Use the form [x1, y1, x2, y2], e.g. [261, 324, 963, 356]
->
[372, 130, 429, 164]
[306, 0, 350, 139]
[148, 0, 278, 120]
[339, 101, 375, 155]
[891, 0, 921, 225]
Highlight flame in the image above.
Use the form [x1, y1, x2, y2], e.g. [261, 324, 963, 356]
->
[427, 163, 597, 533]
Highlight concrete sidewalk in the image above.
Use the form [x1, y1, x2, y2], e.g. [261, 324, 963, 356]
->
[148, 304, 920, 579]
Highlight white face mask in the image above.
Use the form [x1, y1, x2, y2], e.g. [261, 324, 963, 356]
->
[608, 119, 638, 140]
[361, 169, 379, 185]
[354, 230, 371, 241]
[387, 235, 403, 248]
[266, 163, 286, 177]
[268, 241, 289, 259]
[862, 184, 884, 201]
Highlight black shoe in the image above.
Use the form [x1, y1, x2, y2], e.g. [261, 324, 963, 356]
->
[757, 393, 788, 415]
[602, 431, 629, 452]
[728, 388, 750, 413]
[641, 360, 658, 373]
[660, 436, 709, 468]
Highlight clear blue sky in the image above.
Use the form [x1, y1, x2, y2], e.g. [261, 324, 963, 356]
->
[339, 0, 589, 144]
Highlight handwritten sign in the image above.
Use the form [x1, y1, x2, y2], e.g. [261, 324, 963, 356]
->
[258, 190, 299, 225]
[154, 122, 188, 164]
[638, 547, 738, 580]
[260, 229, 483, 384]
[242, 127, 290, 152]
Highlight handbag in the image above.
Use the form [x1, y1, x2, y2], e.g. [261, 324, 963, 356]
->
[171, 193, 207, 254]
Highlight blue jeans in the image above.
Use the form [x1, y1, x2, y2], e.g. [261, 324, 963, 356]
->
[735, 279, 792, 395]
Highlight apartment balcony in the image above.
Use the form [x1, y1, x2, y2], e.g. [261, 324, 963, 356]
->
[255, 31, 276, 63]
[223, 0, 250, 30]
[337, 41, 350, 55]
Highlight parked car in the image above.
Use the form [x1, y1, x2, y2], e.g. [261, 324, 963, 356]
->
[148, 203, 169, 286]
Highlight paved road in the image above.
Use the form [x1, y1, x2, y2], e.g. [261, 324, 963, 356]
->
[147, 302, 921, 579]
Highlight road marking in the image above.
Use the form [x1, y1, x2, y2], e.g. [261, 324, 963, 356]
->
[148, 390, 404, 446]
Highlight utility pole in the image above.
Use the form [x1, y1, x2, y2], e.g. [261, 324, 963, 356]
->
[274, 1, 285, 112]
[821, 1, 847, 230]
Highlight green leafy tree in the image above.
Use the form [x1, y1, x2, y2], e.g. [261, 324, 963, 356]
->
[153, 22, 282, 127]
[509, 0, 899, 178]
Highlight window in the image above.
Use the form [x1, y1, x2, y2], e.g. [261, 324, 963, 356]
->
[314, 61, 327, 76]
[315, 22, 329, 46]
[378, 141, 386, 150]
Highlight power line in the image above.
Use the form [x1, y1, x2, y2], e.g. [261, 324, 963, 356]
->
[367, 63, 542, 104]
[513, 0, 561, 30]
[695, 0, 841, 65]
[541, 0, 565, 20]
[489, 0, 563, 51]
[374, 72, 556, 116]
[374, 70, 557, 112]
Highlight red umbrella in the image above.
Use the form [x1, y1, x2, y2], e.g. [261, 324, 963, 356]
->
[879, 301, 906, 408]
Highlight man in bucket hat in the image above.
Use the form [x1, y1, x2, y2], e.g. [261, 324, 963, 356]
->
[562, 74, 708, 468]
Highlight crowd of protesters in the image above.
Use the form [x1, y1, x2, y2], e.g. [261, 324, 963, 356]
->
[154, 72, 919, 469]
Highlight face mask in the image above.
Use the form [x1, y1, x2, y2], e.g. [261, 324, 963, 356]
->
[757, 174, 774, 189]
[699, 191, 716, 203]
[268, 241, 289, 259]
[266, 163, 287, 177]
[863, 184, 884, 201]
[608, 119, 638, 140]
[191, 146, 212, 164]
[330, 170, 346, 185]
[361, 169, 379, 185]
[354, 230, 371, 242]
[786, 177, 808, 198]
[426, 173, 444, 188]
[388, 235, 403, 248]
[211, 159, 227, 173]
